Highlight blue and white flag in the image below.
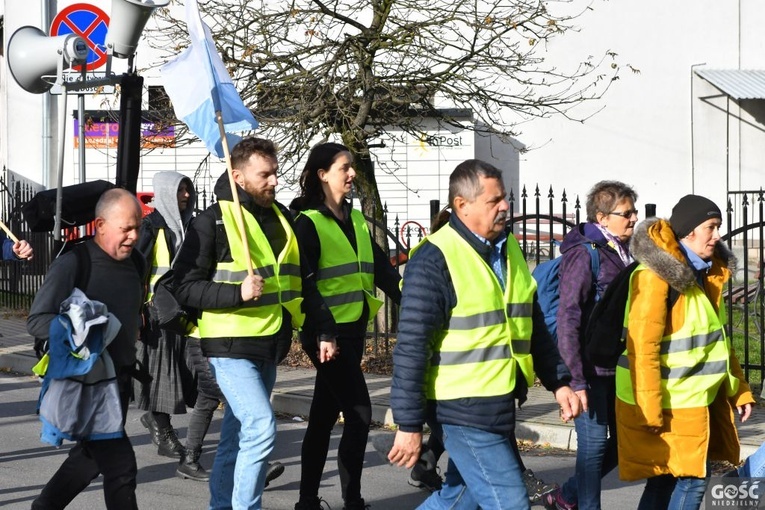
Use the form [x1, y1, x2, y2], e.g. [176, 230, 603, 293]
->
[160, 0, 257, 157]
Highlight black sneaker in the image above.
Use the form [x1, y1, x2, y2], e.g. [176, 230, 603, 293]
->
[408, 449, 442, 492]
[522, 469, 558, 503]
[265, 461, 285, 488]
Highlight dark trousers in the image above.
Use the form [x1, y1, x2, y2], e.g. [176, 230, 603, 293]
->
[299, 335, 372, 503]
[185, 389, 221, 450]
[32, 371, 138, 510]
[184, 337, 224, 451]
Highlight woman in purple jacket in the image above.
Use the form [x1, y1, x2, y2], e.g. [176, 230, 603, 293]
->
[544, 181, 638, 510]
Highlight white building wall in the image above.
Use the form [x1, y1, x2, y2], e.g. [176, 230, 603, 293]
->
[519, 0, 765, 219]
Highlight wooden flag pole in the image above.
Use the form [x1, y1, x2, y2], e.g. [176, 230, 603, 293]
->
[0, 219, 19, 244]
[216, 112, 255, 277]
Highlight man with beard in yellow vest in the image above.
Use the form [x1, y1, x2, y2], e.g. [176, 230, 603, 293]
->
[388, 159, 581, 510]
[173, 137, 303, 510]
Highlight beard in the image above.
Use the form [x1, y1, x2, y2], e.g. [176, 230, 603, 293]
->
[251, 187, 275, 208]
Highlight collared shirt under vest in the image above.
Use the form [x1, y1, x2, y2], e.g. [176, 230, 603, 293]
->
[417, 224, 536, 400]
[301, 208, 383, 324]
[196, 201, 304, 338]
[616, 265, 739, 409]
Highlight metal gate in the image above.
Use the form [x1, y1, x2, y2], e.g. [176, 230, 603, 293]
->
[724, 190, 765, 388]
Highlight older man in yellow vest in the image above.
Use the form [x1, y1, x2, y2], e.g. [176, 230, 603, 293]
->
[388, 159, 581, 510]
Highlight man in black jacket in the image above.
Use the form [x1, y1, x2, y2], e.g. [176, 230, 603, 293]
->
[28, 189, 144, 510]
[388, 160, 580, 510]
[173, 137, 300, 509]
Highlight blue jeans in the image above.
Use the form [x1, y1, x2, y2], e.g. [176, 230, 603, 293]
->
[738, 442, 765, 477]
[418, 424, 529, 510]
[638, 474, 707, 510]
[560, 376, 618, 510]
[208, 357, 277, 510]
[737, 443, 765, 501]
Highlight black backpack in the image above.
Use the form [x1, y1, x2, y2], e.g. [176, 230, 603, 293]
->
[145, 269, 197, 335]
[584, 261, 680, 368]
[140, 224, 199, 336]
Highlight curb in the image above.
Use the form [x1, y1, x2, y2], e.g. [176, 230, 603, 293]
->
[270, 389, 579, 452]
[271, 393, 395, 427]
[0, 350, 37, 375]
[516, 421, 576, 451]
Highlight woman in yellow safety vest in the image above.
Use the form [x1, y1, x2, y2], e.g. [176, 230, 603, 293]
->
[615, 194, 754, 510]
[290, 142, 402, 510]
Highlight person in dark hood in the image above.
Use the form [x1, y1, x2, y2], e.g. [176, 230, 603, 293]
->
[135, 172, 197, 459]
[173, 137, 301, 509]
[544, 180, 638, 510]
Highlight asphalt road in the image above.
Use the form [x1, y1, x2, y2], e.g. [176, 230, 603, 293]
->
[0, 371, 645, 509]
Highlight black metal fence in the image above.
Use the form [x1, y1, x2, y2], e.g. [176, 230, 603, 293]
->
[723, 190, 765, 387]
[0, 170, 54, 310]
[3, 172, 764, 386]
[363, 185, 586, 356]
[365, 185, 765, 390]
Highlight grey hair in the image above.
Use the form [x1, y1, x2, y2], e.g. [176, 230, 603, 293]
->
[585, 180, 638, 222]
[95, 188, 141, 220]
[448, 159, 504, 207]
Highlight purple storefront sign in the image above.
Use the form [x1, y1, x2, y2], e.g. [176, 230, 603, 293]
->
[73, 118, 176, 149]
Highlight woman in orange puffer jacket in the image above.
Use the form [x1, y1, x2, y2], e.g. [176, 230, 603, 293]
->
[616, 195, 754, 510]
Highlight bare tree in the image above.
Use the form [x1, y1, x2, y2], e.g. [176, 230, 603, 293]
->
[147, 0, 622, 228]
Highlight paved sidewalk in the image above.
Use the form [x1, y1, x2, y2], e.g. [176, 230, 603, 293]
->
[2, 312, 764, 459]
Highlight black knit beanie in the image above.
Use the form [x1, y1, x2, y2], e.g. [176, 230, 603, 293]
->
[669, 194, 722, 238]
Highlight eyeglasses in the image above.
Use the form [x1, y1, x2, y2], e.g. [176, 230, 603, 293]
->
[608, 209, 639, 219]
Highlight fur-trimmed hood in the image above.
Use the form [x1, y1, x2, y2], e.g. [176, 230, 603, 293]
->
[630, 217, 736, 294]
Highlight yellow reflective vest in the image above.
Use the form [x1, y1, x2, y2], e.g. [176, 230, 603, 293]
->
[616, 265, 739, 408]
[146, 228, 170, 302]
[301, 209, 383, 323]
[421, 225, 536, 400]
[196, 201, 304, 338]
